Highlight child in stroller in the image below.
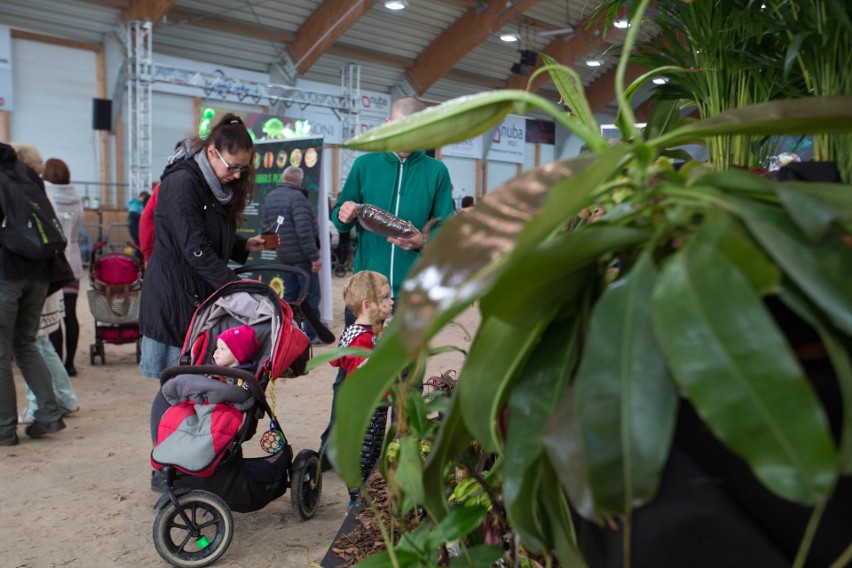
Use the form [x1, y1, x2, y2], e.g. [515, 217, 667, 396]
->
[149, 279, 318, 568]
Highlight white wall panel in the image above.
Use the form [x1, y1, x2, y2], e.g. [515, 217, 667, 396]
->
[442, 155, 475, 207]
[10, 39, 98, 182]
[151, 92, 195, 181]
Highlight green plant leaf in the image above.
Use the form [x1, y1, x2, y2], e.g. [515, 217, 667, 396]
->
[781, 287, 852, 474]
[354, 550, 420, 568]
[504, 317, 579, 549]
[305, 346, 371, 370]
[391, 435, 425, 514]
[447, 544, 504, 568]
[343, 89, 595, 152]
[652, 244, 837, 504]
[458, 314, 553, 453]
[422, 394, 473, 521]
[693, 208, 780, 295]
[784, 31, 814, 77]
[406, 388, 432, 438]
[537, 53, 598, 134]
[772, 181, 852, 241]
[540, 459, 586, 567]
[482, 225, 650, 326]
[649, 97, 852, 149]
[733, 198, 852, 336]
[573, 253, 678, 518]
[329, 327, 412, 487]
[396, 153, 610, 354]
[432, 505, 488, 545]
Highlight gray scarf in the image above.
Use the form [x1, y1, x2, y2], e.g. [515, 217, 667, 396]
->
[167, 139, 233, 205]
[194, 150, 233, 205]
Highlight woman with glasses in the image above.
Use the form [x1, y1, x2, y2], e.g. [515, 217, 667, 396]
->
[139, 113, 268, 384]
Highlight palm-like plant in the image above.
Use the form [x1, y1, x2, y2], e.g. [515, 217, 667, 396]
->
[316, 1, 852, 565]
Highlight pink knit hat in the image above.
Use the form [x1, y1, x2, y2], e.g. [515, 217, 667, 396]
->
[218, 324, 258, 364]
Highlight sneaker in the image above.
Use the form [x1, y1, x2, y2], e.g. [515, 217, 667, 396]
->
[65, 366, 77, 377]
[0, 431, 19, 446]
[18, 406, 35, 425]
[25, 418, 66, 439]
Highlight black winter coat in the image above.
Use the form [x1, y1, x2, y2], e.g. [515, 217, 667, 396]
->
[139, 158, 249, 347]
[261, 182, 319, 264]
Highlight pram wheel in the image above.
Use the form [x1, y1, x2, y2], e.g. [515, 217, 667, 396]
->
[290, 450, 322, 520]
[152, 490, 233, 568]
[136, 338, 142, 363]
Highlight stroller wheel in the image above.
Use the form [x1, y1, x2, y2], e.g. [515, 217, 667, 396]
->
[89, 344, 97, 366]
[152, 490, 233, 568]
[290, 450, 322, 520]
[136, 339, 142, 363]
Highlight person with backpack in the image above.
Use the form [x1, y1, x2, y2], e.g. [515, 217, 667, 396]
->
[0, 142, 74, 446]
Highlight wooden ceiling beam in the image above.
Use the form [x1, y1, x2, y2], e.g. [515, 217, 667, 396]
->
[125, 0, 178, 25]
[165, 9, 294, 43]
[404, 0, 541, 95]
[288, 0, 373, 74]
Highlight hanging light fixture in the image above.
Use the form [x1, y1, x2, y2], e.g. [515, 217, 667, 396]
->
[384, 0, 408, 10]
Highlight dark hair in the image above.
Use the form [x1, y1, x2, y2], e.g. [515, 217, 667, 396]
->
[43, 158, 71, 185]
[461, 196, 474, 208]
[194, 113, 255, 224]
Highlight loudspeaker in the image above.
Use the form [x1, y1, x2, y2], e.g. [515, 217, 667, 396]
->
[92, 98, 112, 131]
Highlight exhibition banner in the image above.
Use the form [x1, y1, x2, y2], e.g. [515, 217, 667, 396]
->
[487, 114, 526, 163]
[442, 136, 483, 159]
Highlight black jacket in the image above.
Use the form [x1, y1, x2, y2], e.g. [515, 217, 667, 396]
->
[0, 143, 73, 294]
[139, 157, 249, 346]
[261, 182, 319, 264]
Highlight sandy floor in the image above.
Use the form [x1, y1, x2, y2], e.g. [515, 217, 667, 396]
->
[1, 272, 475, 567]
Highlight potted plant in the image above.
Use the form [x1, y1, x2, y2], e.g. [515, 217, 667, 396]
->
[317, 0, 852, 564]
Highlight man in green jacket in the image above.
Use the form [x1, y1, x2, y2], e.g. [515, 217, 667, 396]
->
[322, 97, 455, 463]
[332, 96, 455, 302]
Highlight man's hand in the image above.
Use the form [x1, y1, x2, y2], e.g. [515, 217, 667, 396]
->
[310, 258, 322, 272]
[388, 228, 425, 251]
[338, 201, 359, 223]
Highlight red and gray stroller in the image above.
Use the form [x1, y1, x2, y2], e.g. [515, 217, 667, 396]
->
[87, 241, 144, 364]
[149, 273, 318, 568]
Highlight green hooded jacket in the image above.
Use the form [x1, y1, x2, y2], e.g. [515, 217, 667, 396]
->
[332, 150, 454, 297]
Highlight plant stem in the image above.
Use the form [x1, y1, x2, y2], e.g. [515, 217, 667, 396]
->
[614, 0, 652, 141]
[792, 496, 828, 568]
[828, 542, 852, 568]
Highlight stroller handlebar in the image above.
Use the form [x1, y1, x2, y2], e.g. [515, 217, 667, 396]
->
[160, 365, 265, 402]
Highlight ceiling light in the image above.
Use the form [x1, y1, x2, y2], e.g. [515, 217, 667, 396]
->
[586, 59, 602, 67]
[613, 19, 630, 29]
[500, 33, 518, 42]
[652, 76, 669, 85]
[384, 0, 407, 10]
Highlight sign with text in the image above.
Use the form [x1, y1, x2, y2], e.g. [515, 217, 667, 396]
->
[487, 115, 526, 163]
[442, 136, 483, 159]
[153, 54, 270, 103]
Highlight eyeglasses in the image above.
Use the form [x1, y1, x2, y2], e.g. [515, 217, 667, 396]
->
[214, 147, 251, 174]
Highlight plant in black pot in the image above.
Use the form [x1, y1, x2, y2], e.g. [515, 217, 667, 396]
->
[317, 1, 852, 565]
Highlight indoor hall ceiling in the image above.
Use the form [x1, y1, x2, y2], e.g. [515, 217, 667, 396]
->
[1, 0, 656, 116]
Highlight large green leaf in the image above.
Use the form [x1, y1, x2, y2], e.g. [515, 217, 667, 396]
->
[395, 154, 607, 354]
[772, 181, 852, 241]
[733, 198, 852, 336]
[781, 287, 852, 474]
[329, 327, 412, 487]
[573, 253, 678, 518]
[391, 434, 425, 514]
[537, 53, 598, 135]
[447, 544, 504, 568]
[422, 393, 473, 521]
[504, 317, 579, 549]
[458, 314, 553, 453]
[652, 244, 837, 504]
[540, 459, 586, 567]
[481, 225, 650, 326]
[343, 89, 598, 152]
[543, 384, 595, 520]
[649, 96, 852, 149]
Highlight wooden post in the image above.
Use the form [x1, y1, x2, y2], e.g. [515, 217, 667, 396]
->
[535, 143, 541, 167]
[477, 159, 485, 199]
[96, 48, 111, 206]
[0, 110, 9, 143]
